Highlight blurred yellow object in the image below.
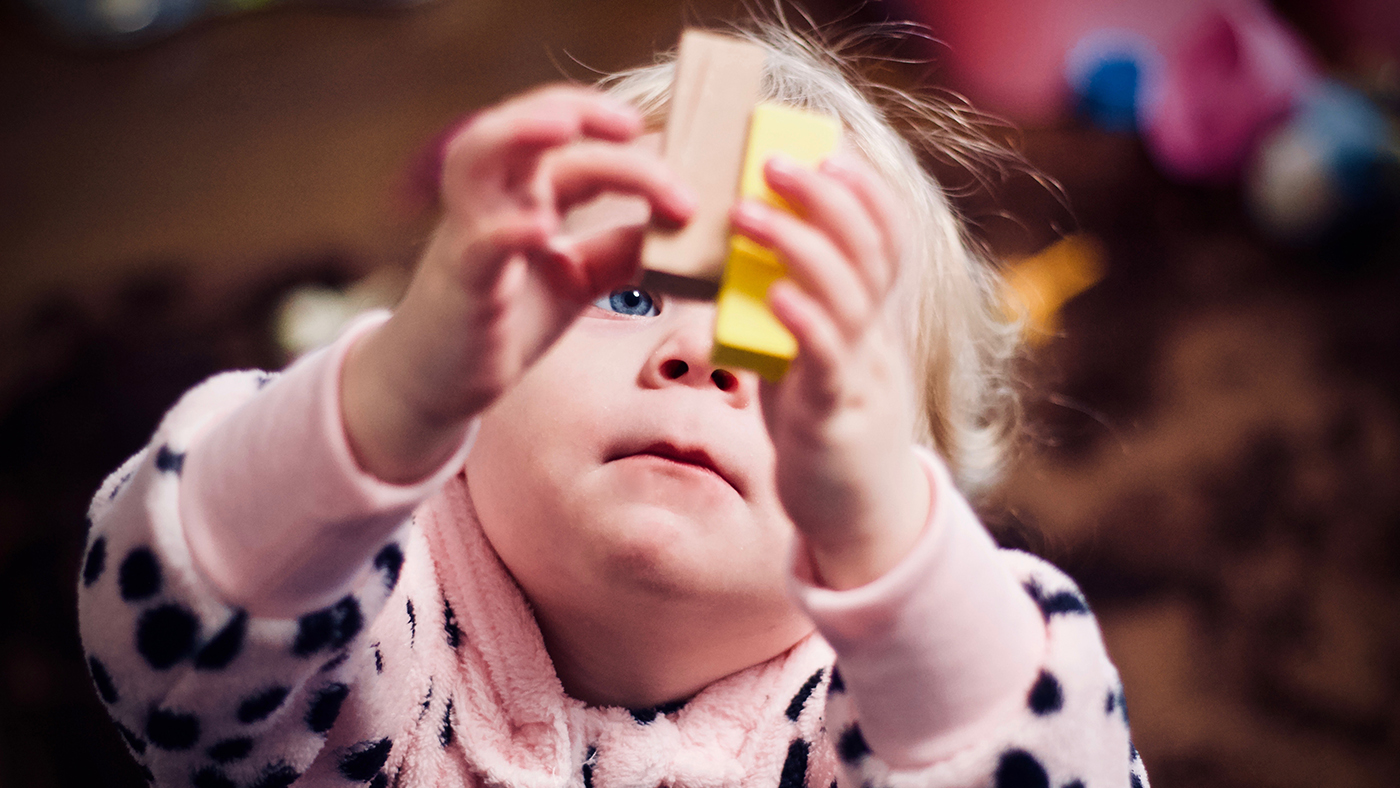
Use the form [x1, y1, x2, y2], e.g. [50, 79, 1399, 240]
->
[712, 103, 841, 381]
[1001, 234, 1106, 344]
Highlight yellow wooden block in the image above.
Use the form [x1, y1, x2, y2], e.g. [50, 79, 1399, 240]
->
[712, 103, 840, 380]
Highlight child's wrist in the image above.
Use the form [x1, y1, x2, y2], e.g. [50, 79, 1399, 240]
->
[341, 320, 474, 484]
[802, 449, 932, 591]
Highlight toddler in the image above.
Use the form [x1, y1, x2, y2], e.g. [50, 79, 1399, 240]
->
[78, 21, 1149, 788]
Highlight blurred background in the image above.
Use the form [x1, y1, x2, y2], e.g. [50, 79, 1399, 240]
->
[1, 0, 1397, 785]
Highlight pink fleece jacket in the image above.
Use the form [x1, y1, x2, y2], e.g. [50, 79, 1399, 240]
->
[77, 313, 1149, 788]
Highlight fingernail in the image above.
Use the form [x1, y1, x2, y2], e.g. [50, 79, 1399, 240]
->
[819, 153, 853, 176]
[733, 199, 771, 227]
[766, 154, 800, 179]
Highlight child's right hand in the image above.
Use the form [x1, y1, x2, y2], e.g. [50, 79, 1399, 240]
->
[341, 86, 695, 483]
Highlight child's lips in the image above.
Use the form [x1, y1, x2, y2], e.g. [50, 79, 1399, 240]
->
[609, 441, 741, 494]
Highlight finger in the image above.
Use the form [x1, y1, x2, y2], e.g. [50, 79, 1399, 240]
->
[546, 223, 646, 296]
[459, 86, 642, 158]
[443, 88, 644, 193]
[517, 84, 646, 142]
[544, 143, 696, 224]
[819, 152, 906, 285]
[763, 154, 894, 301]
[730, 199, 872, 339]
[451, 211, 556, 290]
[766, 279, 845, 407]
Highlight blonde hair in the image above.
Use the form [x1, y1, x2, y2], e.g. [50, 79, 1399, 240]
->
[600, 18, 1023, 495]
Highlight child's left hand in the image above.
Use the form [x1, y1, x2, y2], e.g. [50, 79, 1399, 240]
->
[729, 153, 931, 591]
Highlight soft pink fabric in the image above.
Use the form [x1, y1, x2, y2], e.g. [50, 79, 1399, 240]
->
[81, 341, 1144, 785]
[179, 312, 1045, 767]
[790, 451, 1047, 768]
[182, 311, 476, 616]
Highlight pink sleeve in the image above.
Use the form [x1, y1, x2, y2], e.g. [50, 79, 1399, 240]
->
[180, 311, 476, 618]
[787, 447, 1048, 770]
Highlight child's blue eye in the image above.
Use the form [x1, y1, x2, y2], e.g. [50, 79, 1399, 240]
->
[594, 288, 659, 317]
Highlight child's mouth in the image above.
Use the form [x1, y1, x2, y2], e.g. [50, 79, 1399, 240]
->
[610, 441, 740, 494]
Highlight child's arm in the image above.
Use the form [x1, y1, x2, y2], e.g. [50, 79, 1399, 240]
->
[730, 150, 935, 591]
[77, 86, 693, 782]
[185, 86, 695, 614]
[734, 155, 1146, 785]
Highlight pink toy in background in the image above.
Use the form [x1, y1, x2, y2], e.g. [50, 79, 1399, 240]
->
[905, 0, 1399, 249]
[907, 0, 1319, 179]
[1144, 1, 1318, 182]
[905, 0, 1201, 126]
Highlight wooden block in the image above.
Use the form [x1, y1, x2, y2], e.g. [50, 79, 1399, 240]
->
[712, 103, 841, 381]
[640, 30, 766, 298]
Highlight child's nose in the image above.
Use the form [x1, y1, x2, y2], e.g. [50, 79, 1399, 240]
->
[641, 304, 752, 404]
[657, 358, 740, 392]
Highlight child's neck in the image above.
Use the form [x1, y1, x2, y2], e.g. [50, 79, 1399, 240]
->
[529, 591, 815, 709]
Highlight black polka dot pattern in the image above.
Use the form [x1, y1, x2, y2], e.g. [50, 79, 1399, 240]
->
[828, 665, 845, 694]
[155, 444, 185, 474]
[82, 536, 106, 587]
[1023, 578, 1090, 620]
[1106, 685, 1129, 724]
[319, 650, 350, 673]
[293, 596, 363, 657]
[237, 685, 290, 724]
[88, 656, 118, 704]
[785, 668, 824, 721]
[1028, 670, 1064, 715]
[374, 543, 404, 591]
[582, 745, 597, 788]
[119, 547, 162, 601]
[306, 682, 350, 734]
[372, 642, 383, 674]
[995, 749, 1049, 788]
[406, 599, 416, 647]
[439, 698, 454, 747]
[418, 680, 434, 721]
[147, 707, 201, 750]
[338, 738, 393, 781]
[207, 736, 254, 763]
[252, 762, 300, 788]
[442, 597, 460, 650]
[836, 724, 870, 763]
[628, 697, 685, 724]
[195, 610, 247, 670]
[115, 722, 147, 755]
[108, 472, 133, 500]
[778, 738, 809, 788]
[136, 604, 200, 670]
[192, 766, 236, 788]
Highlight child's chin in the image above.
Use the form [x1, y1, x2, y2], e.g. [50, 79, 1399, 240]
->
[592, 506, 784, 600]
